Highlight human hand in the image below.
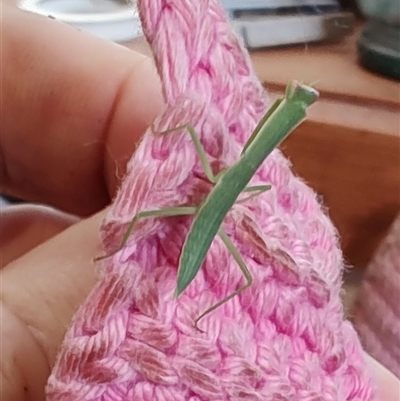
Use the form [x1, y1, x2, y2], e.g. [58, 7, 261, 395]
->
[0, 4, 398, 401]
[1, 4, 162, 400]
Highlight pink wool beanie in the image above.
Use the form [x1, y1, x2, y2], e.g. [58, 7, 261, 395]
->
[353, 213, 400, 379]
[46, 1, 378, 400]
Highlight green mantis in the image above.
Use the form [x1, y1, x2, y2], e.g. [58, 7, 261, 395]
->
[95, 81, 319, 331]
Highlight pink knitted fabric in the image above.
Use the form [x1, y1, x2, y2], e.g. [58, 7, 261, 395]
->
[46, 1, 378, 400]
[353, 213, 400, 379]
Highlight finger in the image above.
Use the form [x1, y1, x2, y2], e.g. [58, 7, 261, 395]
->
[1, 5, 163, 216]
[1, 302, 51, 401]
[0, 211, 103, 400]
[0, 205, 79, 268]
[2, 214, 399, 401]
[365, 353, 400, 400]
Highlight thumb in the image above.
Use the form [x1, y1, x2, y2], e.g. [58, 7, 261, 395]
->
[0, 211, 104, 401]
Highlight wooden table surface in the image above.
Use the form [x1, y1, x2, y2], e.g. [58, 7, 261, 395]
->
[251, 28, 399, 268]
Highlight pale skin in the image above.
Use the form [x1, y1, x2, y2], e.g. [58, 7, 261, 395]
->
[0, 3, 398, 401]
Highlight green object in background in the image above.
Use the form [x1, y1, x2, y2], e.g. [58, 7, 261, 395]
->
[356, 0, 400, 80]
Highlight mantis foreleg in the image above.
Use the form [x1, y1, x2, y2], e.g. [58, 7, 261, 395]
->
[94, 206, 197, 262]
[241, 98, 283, 155]
[154, 124, 272, 205]
[152, 123, 218, 184]
[194, 228, 253, 331]
[237, 184, 271, 204]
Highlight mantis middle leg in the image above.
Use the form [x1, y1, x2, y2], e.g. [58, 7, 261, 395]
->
[94, 206, 197, 262]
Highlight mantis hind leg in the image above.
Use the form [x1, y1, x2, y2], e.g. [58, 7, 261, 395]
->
[152, 123, 218, 184]
[194, 228, 252, 332]
[94, 206, 197, 262]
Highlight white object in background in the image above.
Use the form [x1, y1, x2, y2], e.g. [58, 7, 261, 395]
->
[0, 197, 9, 209]
[19, 0, 142, 43]
[231, 11, 354, 48]
[222, 0, 353, 48]
[221, 0, 341, 10]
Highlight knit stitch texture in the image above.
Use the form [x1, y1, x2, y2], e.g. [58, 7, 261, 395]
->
[46, 0, 377, 400]
[353, 213, 400, 379]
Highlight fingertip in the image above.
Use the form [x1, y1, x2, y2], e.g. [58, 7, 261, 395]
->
[365, 352, 400, 400]
[1, 5, 163, 215]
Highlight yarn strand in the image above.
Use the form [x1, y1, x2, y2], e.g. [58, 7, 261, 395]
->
[46, 1, 378, 400]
